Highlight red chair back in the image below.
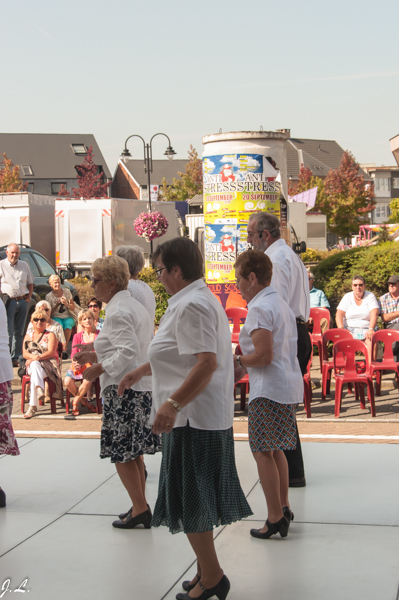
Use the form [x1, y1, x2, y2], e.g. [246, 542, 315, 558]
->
[333, 339, 369, 376]
[371, 329, 399, 361]
[322, 328, 353, 362]
[225, 307, 248, 342]
[309, 307, 330, 336]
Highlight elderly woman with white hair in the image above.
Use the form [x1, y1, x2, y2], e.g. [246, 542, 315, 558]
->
[26, 300, 66, 350]
[73, 255, 161, 529]
[115, 245, 156, 324]
[45, 275, 75, 350]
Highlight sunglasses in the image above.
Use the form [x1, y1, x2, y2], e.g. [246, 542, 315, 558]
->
[33, 318, 46, 323]
[352, 284, 364, 287]
[39, 308, 50, 311]
[88, 304, 99, 308]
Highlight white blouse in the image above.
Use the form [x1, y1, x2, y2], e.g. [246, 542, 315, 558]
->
[148, 279, 234, 430]
[94, 290, 152, 392]
[127, 279, 156, 325]
[337, 291, 379, 329]
[239, 286, 303, 405]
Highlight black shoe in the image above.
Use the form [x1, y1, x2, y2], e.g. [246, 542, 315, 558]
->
[118, 503, 151, 521]
[112, 508, 152, 529]
[62, 352, 69, 360]
[182, 574, 200, 592]
[250, 515, 289, 539]
[282, 506, 294, 524]
[289, 477, 306, 488]
[0, 488, 6, 508]
[176, 574, 230, 600]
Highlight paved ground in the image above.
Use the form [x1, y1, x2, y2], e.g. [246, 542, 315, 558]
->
[11, 356, 399, 443]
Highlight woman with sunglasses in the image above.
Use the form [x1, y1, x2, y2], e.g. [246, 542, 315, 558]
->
[26, 300, 66, 351]
[77, 298, 104, 332]
[22, 310, 62, 419]
[336, 275, 379, 359]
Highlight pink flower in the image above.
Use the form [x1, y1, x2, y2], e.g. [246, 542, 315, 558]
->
[134, 211, 169, 242]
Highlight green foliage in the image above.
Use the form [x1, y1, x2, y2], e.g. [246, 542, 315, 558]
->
[301, 247, 341, 263]
[389, 198, 399, 223]
[138, 266, 169, 325]
[312, 242, 399, 316]
[378, 225, 390, 243]
[70, 277, 93, 307]
[159, 145, 203, 202]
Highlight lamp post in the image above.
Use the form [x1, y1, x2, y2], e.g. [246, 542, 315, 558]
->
[121, 133, 176, 260]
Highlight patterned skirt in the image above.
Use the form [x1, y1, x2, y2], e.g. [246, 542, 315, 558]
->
[100, 385, 162, 464]
[248, 397, 298, 452]
[152, 424, 253, 535]
[0, 381, 20, 456]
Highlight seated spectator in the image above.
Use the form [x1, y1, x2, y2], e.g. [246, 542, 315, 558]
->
[22, 310, 62, 419]
[307, 272, 330, 335]
[336, 275, 379, 358]
[65, 310, 99, 416]
[115, 245, 156, 325]
[77, 298, 104, 332]
[45, 275, 75, 352]
[379, 275, 399, 331]
[26, 300, 66, 351]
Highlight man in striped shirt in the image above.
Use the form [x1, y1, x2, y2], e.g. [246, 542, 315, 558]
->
[379, 275, 399, 331]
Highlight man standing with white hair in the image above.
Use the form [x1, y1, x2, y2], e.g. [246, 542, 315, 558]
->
[0, 244, 34, 366]
[246, 212, 311, 487]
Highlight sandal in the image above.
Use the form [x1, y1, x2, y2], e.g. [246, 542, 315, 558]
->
[23, 406, 37, 419]
[81, 398, 96, 413]
[71, 399, 80, 416]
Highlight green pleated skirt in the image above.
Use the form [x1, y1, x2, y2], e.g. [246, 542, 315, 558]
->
[151, 424, 253, 534]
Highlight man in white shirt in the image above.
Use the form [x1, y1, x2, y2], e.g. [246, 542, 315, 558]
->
[247, 212, 311, 487]
[0, 243, 34, 365]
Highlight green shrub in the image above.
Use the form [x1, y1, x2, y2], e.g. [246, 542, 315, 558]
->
[312, 242, 399, 318]
[70, 277, 93, 308]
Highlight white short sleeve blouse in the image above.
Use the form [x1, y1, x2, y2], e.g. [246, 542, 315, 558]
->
[337, 291, 379, 329]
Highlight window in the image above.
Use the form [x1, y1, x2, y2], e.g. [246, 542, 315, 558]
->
[21, 165, 33, 176]
[33, 253, 56, 277]
[393, 178, 399, 189]
[51, 182, 67, 195]
[71, 144, 87, 155]
[374, 178, 391, 192]
[27, 182, 34, 192]
[19, 253, 40, 278]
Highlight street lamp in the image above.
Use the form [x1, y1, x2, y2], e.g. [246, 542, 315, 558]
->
[121, 133, 176, 260]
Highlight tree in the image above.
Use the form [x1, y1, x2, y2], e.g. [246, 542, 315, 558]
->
[389, 198, 399, 223]
[59, 146, 110, 198]
[159, 145, 203, 202]
[0, 153, 27, 193]
[288, 152, 375, 239]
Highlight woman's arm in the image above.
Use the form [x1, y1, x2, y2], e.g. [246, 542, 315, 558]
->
[336, 309, 345, 329]
[365, 308, 379, 340]
[117, 362, 152, 395]
[152, 352, 217, 434]
[238, 328, 273, 368]
[38, 332, 57, 361]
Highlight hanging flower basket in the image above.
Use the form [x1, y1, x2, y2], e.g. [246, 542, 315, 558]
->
[134, 211, 169, 242]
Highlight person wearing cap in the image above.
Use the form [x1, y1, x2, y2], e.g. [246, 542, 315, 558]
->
[307, 272, 330, 335]
[379, 275, 399, 331]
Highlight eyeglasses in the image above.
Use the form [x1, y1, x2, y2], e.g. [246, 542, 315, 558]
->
[38, 307, 50, 311]
[88, 304, 99, 308]
[236, 277, 243, 286]
[352, 284, 364, 287]
[247, 230, 263, 238]
[388, 283, 398, 287]
[90, 278, 103, 285]
[155, 267, 166, 277]
[33, 318, 46, 323]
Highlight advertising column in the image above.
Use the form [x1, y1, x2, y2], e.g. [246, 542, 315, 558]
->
[203, 153, 281, 307]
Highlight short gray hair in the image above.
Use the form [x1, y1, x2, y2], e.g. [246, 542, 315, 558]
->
[36, 300, 51, 311]
[115, 245, 145, 277]
[308, 272, 314, 280]
[249, 212, 281, 239]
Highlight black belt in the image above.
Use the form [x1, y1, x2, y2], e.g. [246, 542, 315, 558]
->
[11, 295, 26, 301]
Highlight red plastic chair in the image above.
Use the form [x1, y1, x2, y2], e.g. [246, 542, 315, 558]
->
[309, 307, 330, 371]
[303, 336, 313, 418]
[234, 344, 249, 411]
[321, 329, 353, 400]
[225, 307, 248, 344]
[65, 378, 102, 415]
[370, 330, 399, 396]
[333, 339, 376, 418]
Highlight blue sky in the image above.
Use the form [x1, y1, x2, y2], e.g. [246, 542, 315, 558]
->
[1, 0, 398, 174]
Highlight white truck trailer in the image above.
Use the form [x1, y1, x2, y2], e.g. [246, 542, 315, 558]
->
[55, 197, 184, 274]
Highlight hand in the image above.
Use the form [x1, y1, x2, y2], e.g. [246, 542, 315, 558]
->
[308, 317, 314, 325]
[83, 363, 104, 382]
[117, 370, 142, 395]
[74, 350, 96, 365]
[152, 401, 177, 435]
[234, 365, 247, 383]
[365, 328, 374, 341]
[24, 296, 31, 303]
[72, 360, 81, 370]
[73, 342, 94, 352]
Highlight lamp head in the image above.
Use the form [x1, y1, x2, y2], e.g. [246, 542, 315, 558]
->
[164, 145, 176, 160]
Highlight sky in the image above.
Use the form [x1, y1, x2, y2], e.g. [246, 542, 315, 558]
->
[1, 0, 398, 175]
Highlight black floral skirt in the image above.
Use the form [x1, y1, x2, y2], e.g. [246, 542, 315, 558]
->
[100, 385, 161, 464]
[152, 424, 253, 534]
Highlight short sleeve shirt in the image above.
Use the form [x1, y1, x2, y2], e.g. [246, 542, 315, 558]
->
[378, 292, 399, 325]
[127, 279, 156, 325]
[337, 291, 379, 328]
[148, 279, 234, 430]
[0, 258, 34, 297]
[239, 286, 303, 405]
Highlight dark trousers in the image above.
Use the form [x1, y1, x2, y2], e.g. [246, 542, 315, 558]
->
[7, 298, 29, 360]
[283, 321, 312, 481]
[386, 323, 399, 362]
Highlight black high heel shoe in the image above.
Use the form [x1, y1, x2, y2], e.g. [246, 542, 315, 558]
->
[176, 574, 230, 600]
[118, 503, 152, 521]
[182, 574, 200, 592]
[250, 515, 289, 539]
[112, 508, 152, 529]
[283, 506, 294, 524]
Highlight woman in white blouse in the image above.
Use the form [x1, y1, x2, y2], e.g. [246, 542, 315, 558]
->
[118, 237, 251, 600]
[233, 249, 303, 540]
[336, 275, 379, 359]
[115, 245, 156, 325]
[73, 255, 161, 529]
